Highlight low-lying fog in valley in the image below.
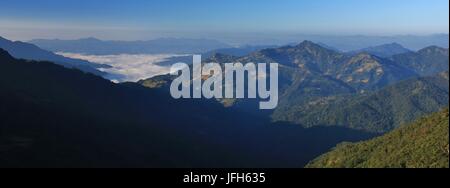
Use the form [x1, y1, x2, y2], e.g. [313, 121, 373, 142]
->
[58, 52, 190, 82]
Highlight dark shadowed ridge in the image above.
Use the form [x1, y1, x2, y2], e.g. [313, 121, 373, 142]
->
[0, 36, 109, 75]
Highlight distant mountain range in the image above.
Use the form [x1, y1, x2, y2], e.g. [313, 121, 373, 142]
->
[348, 43, 412, 58]
[142, 40, 449, 133]
[306, 109, 449, 168]
[26, 34, 450, 56]
[0, 36, 108, 75]
[259, 41, 448, 132]
[277, 34, 449, 51]
[29, 37, 232, 55]
[255, 41, 418, 90]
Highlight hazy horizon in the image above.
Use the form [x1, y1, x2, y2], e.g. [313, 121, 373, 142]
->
[1, 0, 448, 45]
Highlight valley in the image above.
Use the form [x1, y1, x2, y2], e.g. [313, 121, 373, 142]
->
[0, 35, 448, 168]
[57, 52, 191, 82]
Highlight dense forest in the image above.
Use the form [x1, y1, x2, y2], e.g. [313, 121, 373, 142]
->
[307, 109, 449, 168]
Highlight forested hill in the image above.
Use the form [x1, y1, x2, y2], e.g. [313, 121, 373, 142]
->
[306, 109, 449, 168]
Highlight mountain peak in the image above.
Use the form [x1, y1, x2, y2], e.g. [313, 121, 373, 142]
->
[418, 45, 448, 54]
[381, 42, 408, 49]
[296, 40, 319, 48]
[386, 42, 402, 46]
[294, 40, 337, 54]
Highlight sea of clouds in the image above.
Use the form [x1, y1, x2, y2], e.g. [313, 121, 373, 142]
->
[58, 52, 190, 83]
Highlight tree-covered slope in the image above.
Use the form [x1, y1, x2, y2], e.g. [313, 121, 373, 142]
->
[272, 72, 449, 133]
[306, 109, 449, 168]
[390, 46, 449, 76]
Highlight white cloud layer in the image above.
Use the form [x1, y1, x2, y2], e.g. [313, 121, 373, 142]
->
[58, 52, 188, 82]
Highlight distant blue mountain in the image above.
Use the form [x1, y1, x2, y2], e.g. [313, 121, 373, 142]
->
[0, 36, 109, 75]
[30, 37, 232, 55]
[282, 34, 449, 52]
[202, 45, 278, 58]
[349, 43, 412, 57]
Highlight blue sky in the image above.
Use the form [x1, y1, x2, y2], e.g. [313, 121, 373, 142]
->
[0, 0, 448, 42]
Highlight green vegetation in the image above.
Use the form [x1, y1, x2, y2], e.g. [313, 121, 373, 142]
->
[306, 109, 449, 168]
[391, 46, 449, 76]
[272, 72, 449, 133]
